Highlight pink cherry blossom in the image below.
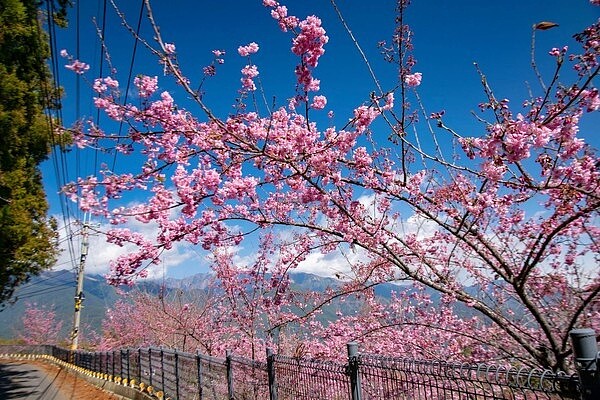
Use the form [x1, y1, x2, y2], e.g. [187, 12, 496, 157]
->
[311, 95, 327, 109]
[404, 72, 422, 87]
[267, 4, 299, 32]
[20, 303, 63, 345]
[65, 59, 90, 74]
[240, 64, 259, 91]
[134, 75, 159, 98]
[164, 43, 176, 54]
[238, 42, 260, 56]
[382, 92, 394, 110]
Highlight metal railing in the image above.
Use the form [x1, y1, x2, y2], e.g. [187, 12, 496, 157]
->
[0, 340, 591, 400]
[356, 353, 578, 399]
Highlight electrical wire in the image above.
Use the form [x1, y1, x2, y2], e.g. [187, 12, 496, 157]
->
[34, 1, 147, 314]
[44, 0, 79, 269]
[18, 269, 74, 290]
[15, 285, 75, 301]
[93, 0, 107, 174]
[112, 0, 145, 172]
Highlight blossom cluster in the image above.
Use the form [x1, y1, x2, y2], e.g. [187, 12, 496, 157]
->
[61, 49, 90, 74]
[241, 65, 259, 91]
[238, 42, 259, 56]
[404, 72, 422, 87]
[134, 75, 159, 98]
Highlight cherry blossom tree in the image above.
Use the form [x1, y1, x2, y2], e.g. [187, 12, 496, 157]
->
[19, 303, 63, 345]
[62, 0, 599, 371]
[100, 236, 317, 360]
[100, 288, 226, 354]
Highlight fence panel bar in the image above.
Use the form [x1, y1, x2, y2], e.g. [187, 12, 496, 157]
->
[229, 355, 268, 399]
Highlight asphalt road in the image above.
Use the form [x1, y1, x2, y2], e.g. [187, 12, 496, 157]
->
[0, 360, 68, 400]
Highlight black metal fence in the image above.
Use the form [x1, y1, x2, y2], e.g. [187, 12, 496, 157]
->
[0, 343, 586, 400]
[356, 354, 578, 399]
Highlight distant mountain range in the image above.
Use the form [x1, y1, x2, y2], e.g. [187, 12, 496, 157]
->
[0, 270, 402, 341]
[0, 270, 119, 340]
[0, 269, 487, 343]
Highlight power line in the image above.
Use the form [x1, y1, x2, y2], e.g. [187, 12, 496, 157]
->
[15, 284, 75, 301]
[18, 269, 74, 290]
[44, 0, 79, 270]
[109, 0, 146, 173]
[94, 0, 108, 174]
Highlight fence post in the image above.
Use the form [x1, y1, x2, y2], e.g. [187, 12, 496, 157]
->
[196, 351, 203, 400]
[138, 348, 142, 383]
[174, 350, 180, 400]
[347, 342, 362, 400]
[226, 350, 234, 400]
[160, 348, 165, 394]
[148, 348, 153, 387]
[125, 348, 131, 383]
[570, 328, 600, 400]
[266, 348, 278, 400]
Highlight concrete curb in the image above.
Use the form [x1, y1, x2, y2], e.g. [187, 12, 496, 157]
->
[0, 353, 164, 400]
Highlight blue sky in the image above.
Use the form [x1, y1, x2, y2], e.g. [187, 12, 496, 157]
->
[45, 0, 600, 278]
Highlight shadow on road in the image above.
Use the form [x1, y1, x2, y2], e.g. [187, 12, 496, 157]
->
[0, 361, 64, 399]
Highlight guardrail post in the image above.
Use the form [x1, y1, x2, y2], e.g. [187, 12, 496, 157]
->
[226, 350, 234, 400]
[570, 328, 600, 400]
[347, 342, 362, 400]
[196, 351, 203, 400]
[266, 348, 278, 400]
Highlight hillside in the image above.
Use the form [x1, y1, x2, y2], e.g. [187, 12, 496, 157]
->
[0, 270, 120, 341]
[0, 270, 455, 343]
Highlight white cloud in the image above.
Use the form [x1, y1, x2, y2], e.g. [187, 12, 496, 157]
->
[53, 215, 204, 281]
[400, 213, 438, 238]
[296, 245, 362, 278]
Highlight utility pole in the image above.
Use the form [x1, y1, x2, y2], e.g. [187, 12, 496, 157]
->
[70, 218, 89, 351]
